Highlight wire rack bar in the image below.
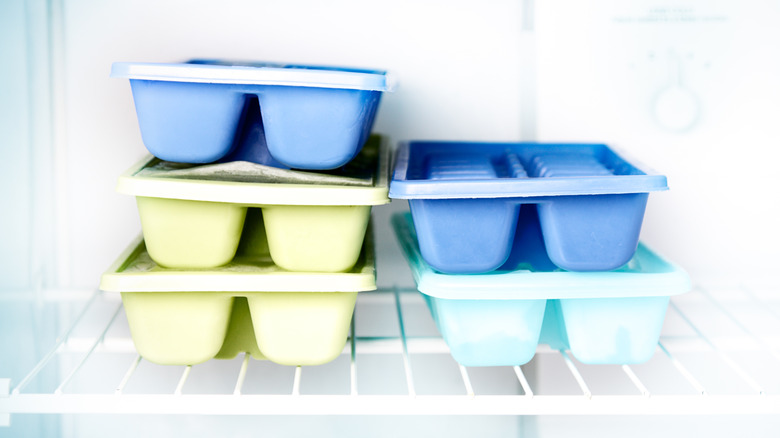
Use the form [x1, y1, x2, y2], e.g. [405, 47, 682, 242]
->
[621, 365, 650, 397]
[3, 287, 780, 420]
[11, 290, 101, 395]
[513, 366, 534, 397]
[698, 287, 780, 364]
[669, 301, 765, 394]
[54, 302, 123, 395]
[5, 394, 780, 416]
[394, 287, 416, 397]
[349, 314, 357, 396]
[743, 285, 780, 323]
[115, 355, 142, 395]
[458, 365, 475, 397]
[292, 367, 302, 396]
[559, 350, 592, 399]
[657, 341, 707, 395]
[233, 353, 250, 396]
[174, 366, 192, 396]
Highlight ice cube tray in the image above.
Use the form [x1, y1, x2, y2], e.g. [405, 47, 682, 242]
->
[99, 225, 376, 367]
[111, 60, 394, 169]
[116, 135, 389, 272]
[393, 211, 690, 366]
[389, 141, 668, 273]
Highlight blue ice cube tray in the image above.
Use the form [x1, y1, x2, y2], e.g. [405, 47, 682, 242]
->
[389, 141, 668, 273]
[111, 60, 393, 169]
[392, 212, 690, 366]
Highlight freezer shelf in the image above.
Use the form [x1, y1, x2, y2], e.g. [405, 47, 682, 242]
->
[2, 283, 780, 422]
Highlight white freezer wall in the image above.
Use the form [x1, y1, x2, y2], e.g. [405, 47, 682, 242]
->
[0, 0, 55, 291]
[534, 0, 780, 282]
[0, 1, 33, 291]
[2, 2, 780, 438]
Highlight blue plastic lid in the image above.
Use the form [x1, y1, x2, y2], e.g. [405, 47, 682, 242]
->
[392, 213, 690, 300]
[111, 60, 394, 91]
[389, 142, 668, 199]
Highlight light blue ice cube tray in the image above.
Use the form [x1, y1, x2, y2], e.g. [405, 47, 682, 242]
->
[389, 141, 668, 273]
[392, 212, 690, 366]
[111, 60, 393, 170]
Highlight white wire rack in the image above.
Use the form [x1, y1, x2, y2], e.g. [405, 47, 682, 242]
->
[2, 283, 780, 423]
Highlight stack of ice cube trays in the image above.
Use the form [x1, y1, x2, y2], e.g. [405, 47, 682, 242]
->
[389, 141, 690, 366]
[100, 60, 393, 366]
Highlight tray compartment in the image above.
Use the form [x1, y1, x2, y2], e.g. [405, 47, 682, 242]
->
[121, 292, 234, 366]
[258, 86, 382, 169]
[136, 197, 248, 269]
[262, 205, 371, 272]
[409, 199, 520, 274]
[423, 295, 546, 366]
[557, 296, 670, 364]
[536, 193, 649, 271]
[247, 292, 358, 366]
[129, 80, 246, 163]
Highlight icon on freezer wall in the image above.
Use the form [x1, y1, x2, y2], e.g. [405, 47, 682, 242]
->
[652, 49, 700, 132]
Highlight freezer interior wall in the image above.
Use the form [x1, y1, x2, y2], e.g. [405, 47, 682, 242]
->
[2, 0, 779, 437]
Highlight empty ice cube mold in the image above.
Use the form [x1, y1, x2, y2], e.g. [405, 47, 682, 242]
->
[100, 225, 376, 367]
[393, 211, 690, 366]
[111, 60, 393, 169]
[116, 135, 389, 272]
[389, 141, 668, 273]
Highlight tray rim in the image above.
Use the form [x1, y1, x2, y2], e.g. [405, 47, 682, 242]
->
[110, 61, 393, 92]
[389, 141, 669, 199]
[99, 227, 377, 294]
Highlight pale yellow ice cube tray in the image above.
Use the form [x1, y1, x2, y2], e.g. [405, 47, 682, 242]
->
[116, 135, 389, 272]
[100, 223, 376, 367]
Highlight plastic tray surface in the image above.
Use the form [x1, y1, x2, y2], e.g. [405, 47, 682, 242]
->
[389, 141, 668, 273]
[116, 136, 389, 272]
[393, 212, 690, 366]
[111, 60, 393, 169]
